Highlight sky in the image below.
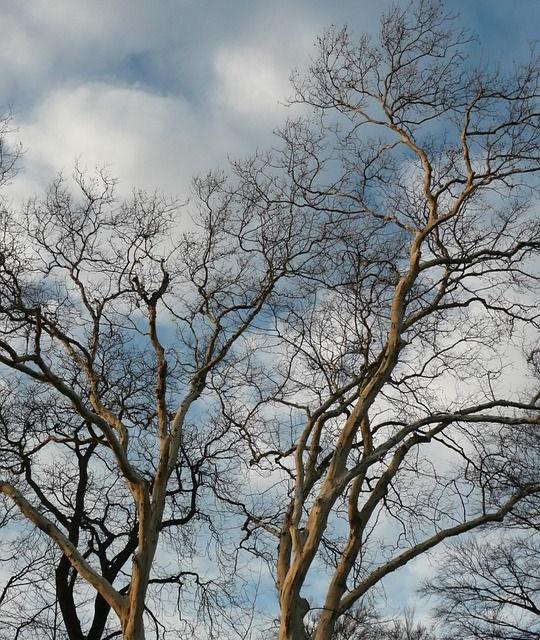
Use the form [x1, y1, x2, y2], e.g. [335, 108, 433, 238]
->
[2, 0, 540, 205]
[1, 0, 539, 633]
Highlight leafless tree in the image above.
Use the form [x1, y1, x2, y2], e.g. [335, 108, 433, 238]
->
[305, 605, 439, 640]
[0, 382, 247, 640]
[426, 533, 540, 640]
[0, 160, 335, 639]
[210, 2, 540, 640]
[424, 423, 540, 639]
[0, 2, 540, 640]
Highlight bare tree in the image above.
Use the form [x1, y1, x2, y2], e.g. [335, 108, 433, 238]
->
[0, 162, 334, 639]
[424, 422, 540, 639]
[305, 605, 439, 640]
[0, 383, 242, 640]
[210, 2, 540, 639]
[1, 2, 540, 640]
[426, 533, 540, 640]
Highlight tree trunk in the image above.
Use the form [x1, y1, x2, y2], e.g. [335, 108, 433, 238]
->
[122, 612, 146, 640]
[278, 595, 310, 640]
[312, 610, 337, 640]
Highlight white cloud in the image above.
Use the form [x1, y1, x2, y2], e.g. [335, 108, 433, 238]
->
[213, 47, 291, 122]
[0, 1, 352, 202]
[9, 82, 253, 201]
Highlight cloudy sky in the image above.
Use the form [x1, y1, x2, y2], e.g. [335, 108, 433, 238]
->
[1, 0, 539, 627]
[2, 0, 540, 205]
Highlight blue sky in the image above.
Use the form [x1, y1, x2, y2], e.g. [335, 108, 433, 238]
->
[2, 0, 539, 204]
